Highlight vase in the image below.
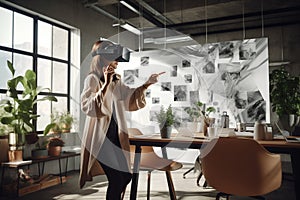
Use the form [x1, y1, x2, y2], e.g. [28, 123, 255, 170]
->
[48, 146, 62, 156]
[160, 126, 172, 138]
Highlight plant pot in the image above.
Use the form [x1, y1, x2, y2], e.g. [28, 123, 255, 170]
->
[48, 146, 62, 156]
[25, 132, 39, 144]
[32, 148, 48, 159]
[8, 150, 23, 162]
[160, 126, 172, 138]
[61, 123, 71, 133]
[0, 135, 9, 163]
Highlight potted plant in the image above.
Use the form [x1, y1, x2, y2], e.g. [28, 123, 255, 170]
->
[155, 105, 176, 138]
[0, 61, 57, 161]
[184, 101, 216, 136]
[270, 67, 300, 132]
[59, 111, 75, 133]
[43, 111, 62, 135]
[47, 136, 65, 156]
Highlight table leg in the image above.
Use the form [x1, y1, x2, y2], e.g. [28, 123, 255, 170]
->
[1, 166, 5, 195]
[291, 152, 300, 200]
[16, 167, 20, 197]
[165, 171, 177, 200]
[161, 147, 177, 200]
[130, 145, 141, 200]
[58, 158, 62, 184]
[65, 157, 69, 177]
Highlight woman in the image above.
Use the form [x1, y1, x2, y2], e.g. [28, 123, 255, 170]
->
[79, 40, 161, 199]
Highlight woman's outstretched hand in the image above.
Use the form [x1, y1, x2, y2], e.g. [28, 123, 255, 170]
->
[144, 71, 165, 88]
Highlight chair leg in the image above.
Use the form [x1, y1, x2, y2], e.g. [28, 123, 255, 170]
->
[183, 167, 194, 178]
[196, 172, 202, 186]
[216, 192, 230, 200]
[147, 171, 151, 200]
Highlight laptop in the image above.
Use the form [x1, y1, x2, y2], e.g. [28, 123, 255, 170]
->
[275, 123, 300, 143]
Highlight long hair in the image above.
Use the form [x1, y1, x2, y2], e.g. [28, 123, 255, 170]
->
[89, 40, 113, 79]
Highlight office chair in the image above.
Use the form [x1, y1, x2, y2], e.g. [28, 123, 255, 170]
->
[182, 155, 208, 187]
[201, 137, 282, 200]
[128, 128, 183, 200]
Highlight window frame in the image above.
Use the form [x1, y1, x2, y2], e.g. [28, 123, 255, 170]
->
[0, 2, 71, 131]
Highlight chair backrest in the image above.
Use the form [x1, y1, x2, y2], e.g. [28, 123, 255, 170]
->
[128, 128, 181, 171]
[201, 137, 282, 197]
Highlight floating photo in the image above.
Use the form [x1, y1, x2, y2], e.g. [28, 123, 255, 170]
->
[141, 56, 149, 66]
[184, 74, 192, 83]
[182, 59, 191, 68]
[124, 69, 138, 85]
[234, 91, 247, 109]
[171, 65, 178, 77]
[219, 41, 235, 58]
[152, 97, 160, 104]
[190, 91, 199, 103]
[239, 42, 256, 60]
[174, 85, 187, 101]
[161, 82, 171, 91]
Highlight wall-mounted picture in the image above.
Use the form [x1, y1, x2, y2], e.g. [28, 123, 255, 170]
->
[184, 74, 192, 83]
[239, 40, 257, 60]
[171, 65, 178, 77]
[161, 82, 171, 91]
[152, 97, 160, 104]
[182, 59, 191, 68]
[174, 85, 187, 101]
[141, 56, 149, 66]
[124, 69, 139, 85]
[189, 91, 199, 103]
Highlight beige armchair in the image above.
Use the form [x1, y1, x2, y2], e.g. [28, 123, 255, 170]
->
[128, 128, 182, 200]
[201, 137, 282, 200]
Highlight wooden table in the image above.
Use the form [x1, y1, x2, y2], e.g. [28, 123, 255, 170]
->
[129, 134, 300, 200]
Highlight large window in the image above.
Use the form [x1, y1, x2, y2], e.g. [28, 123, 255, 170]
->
[0, 3, 71, 131]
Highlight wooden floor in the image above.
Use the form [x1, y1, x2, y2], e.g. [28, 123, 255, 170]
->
[1, 164, 296, 200]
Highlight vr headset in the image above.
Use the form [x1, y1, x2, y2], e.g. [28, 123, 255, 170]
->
[92, 41, 130, 62]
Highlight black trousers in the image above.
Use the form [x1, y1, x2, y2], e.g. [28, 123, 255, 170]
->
[99, 161, 132, 200]
[98, 109, 132, 200]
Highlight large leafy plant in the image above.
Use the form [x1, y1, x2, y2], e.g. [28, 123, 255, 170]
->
[270, 67, 300, 116]
[0, 61, 57, 135]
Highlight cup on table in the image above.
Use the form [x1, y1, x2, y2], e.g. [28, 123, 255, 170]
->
[265, 131, 273, 140]
[207, 127, 216, 138]
[236, 122, 246, 132]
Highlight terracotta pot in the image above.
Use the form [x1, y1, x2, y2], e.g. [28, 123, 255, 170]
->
[8, 150, 23, 162]
[48, 146, 62, 156]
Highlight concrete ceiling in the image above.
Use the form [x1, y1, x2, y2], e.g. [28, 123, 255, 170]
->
[83, 0, 300, 38]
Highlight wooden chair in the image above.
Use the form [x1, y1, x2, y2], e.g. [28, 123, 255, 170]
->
[128, 128, 183, 200]
[201, 137, 282, 200]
